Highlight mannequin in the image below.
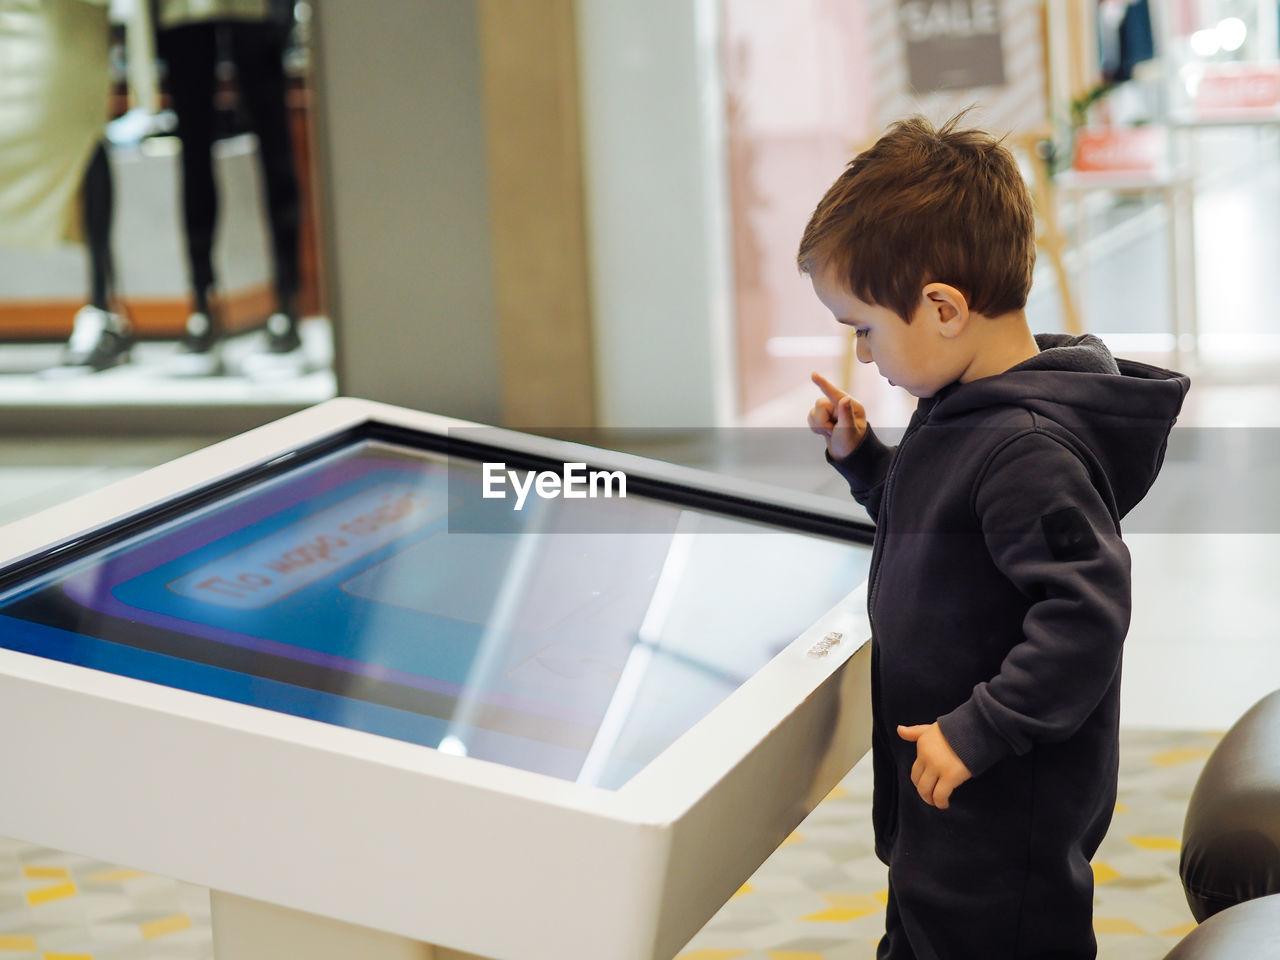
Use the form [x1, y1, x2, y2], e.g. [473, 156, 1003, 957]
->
[54, 141, 134, 373]
[0, 0, 136, 374]
[157, 0, 302, 375]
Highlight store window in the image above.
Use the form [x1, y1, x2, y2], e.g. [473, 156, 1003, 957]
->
[721, 0, 874, 419]
[1164, 0, 1280, 115]
[0, 0, 334, 418]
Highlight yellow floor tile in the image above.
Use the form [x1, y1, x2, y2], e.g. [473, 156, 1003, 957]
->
[140, 914, 191, 940]
[822, 893, 884, 912]
[674, 951, 748, 960]
[86, 870, 146, 884]
[22, 866, 69, 880]
[26, 882, 77, 906]
[1094, 917, 1146, 935]
[1150, 747, 1213, 768]
[779, 832, 804, 848]
[0, 936, 37, 952]
[729, 882, 754, 900]
[1161, 922, 1198, 937]
[801, 906, 878, 922]
[1127, 835, 1181, 852]
[768, 952, 828, 960]
[1092, 861, 1120, 885]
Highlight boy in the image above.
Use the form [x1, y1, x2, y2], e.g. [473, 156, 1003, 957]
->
[801, 115, 1189, 959]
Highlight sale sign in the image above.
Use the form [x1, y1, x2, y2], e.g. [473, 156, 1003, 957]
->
[898, 0, 1006, 92]
[1194, 63, 1280, 115]
[1071, 126, 1168, 175]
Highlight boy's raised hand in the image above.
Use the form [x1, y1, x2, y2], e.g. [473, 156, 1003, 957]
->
[808, 372, 867, 461]
[898, 722, 972, 810]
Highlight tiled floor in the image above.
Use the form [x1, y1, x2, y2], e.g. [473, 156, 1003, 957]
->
[0, 729, 1217, 960]
[0, 842, 211, 960]
[679, 729, 1218, 960]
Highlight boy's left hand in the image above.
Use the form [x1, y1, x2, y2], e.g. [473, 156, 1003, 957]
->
[898, 722, 972, 810]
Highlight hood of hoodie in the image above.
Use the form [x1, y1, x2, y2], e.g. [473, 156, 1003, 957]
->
[924, 333, 1190, 518]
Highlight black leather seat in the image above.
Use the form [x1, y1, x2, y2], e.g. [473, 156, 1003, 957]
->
[1180, 689, 1280, 922]
[1163, 893, 1280, 959]
[1164, 690, 1280, 957]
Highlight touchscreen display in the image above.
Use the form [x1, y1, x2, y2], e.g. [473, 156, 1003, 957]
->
[0, 438, 871, 789]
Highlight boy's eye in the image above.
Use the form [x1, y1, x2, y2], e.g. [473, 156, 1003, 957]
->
[854, 328, 868, 338]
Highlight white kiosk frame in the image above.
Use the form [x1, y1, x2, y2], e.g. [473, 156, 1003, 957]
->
[0, 398, 873, 960]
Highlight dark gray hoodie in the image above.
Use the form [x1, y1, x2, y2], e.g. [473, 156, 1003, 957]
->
[827, 333, 1189, 956]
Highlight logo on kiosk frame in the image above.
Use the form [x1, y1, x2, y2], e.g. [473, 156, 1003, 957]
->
[482, 462, 627, 511]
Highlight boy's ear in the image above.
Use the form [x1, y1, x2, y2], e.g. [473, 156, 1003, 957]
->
[920, 282, 970, 337]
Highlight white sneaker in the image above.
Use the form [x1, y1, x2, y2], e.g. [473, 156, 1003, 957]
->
[41, 305, 133, 378]
[241, 313, 310, 381]
[168, 311, 223, 377]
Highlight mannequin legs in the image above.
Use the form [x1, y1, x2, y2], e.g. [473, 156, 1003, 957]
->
[160, 19, 302, 373]
[48, 142, 133, 375]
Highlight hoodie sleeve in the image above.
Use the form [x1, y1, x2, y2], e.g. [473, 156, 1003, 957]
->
[935, 430, 1131, 778]
[825, 425, 896, 522]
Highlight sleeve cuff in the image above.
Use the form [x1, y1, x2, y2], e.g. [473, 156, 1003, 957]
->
[825, 425, 893, 498]
[936, 697, 1016, 779]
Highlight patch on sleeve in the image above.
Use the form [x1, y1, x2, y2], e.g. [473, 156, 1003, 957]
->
[1040, 507, 1099, 561]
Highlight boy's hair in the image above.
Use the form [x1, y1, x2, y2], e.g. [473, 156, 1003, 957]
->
[797, 113, 1036, 322]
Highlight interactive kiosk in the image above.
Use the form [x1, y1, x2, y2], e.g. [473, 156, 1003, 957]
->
[0, 399, 875, 960]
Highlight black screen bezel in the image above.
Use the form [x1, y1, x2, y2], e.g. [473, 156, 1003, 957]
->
[0, 419, 875, 596]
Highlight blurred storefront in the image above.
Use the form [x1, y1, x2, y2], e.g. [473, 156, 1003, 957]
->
[0, 0, 334, 433]
[2, 1, 1278, 434]
[724, 0, 1280, 425]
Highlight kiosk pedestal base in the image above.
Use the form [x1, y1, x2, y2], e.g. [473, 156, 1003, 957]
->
[211, 891, 489, 960]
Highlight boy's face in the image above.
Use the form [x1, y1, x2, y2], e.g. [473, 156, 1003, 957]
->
[811, 265, 960, 398]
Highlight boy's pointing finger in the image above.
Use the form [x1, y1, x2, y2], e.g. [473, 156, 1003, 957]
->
[811, 371, 847, 403]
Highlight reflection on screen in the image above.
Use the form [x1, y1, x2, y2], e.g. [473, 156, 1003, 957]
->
[0, 440, 870, 789]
